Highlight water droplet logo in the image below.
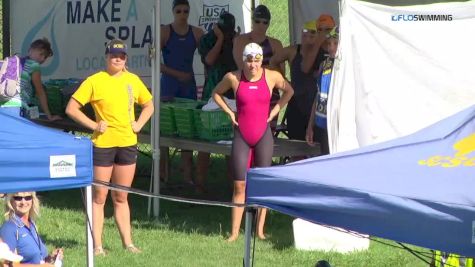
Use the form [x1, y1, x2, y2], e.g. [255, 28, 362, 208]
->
[21, 3, 60, 76]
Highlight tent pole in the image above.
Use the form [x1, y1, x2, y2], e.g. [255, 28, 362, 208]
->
[243, 208, 254, 267]
[149, 0, 161, 218]
[86, 186, 94, 267]
[288, 0, 295, 45]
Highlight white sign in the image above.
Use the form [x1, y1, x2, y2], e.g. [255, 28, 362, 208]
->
[49, 155, 77, 178]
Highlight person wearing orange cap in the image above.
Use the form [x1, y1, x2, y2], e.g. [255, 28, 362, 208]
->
[270, 20, 326, 148]
[306, 27, 339, 155]
[301, 14, 336, 74]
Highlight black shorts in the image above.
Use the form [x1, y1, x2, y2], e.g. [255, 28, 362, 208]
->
[93, 145, 138, 167]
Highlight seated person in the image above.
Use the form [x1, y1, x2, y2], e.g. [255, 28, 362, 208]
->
[0, 192, 63, 266]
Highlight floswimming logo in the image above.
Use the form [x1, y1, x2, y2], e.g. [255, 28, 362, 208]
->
[199, 4, 229, 32]
[418, 133, 475, 167]
[391, 14, 453, 22]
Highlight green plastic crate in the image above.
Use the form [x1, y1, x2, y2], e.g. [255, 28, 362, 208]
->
[173, 101, 201, 138]
[33, 85, 63, 115]
[159, 103, 176, 136]
[194, 109, 233, 141]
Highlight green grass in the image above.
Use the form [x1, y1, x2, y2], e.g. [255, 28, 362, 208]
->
[0, 1, 431, 266]
[1, 153, 431, 267]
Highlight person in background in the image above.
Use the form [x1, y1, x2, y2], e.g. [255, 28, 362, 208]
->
[300, 14, 335, 76]
[306, 27, 339, 155]
[0, 192, 63, 266]
[66, 39, 154, 255]
[213, 43, 294, 242]
[270, 19, 326, 147]
[196, 12, 239, 193]
[233, 5, 284, 131]
[160, 0, 204, 185]
[0, 38, 61, 121]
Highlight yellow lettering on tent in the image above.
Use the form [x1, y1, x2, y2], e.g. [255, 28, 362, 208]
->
[418, 133, 475, 167]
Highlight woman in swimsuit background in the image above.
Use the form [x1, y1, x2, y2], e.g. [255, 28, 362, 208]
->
[212, 43, 294, 242]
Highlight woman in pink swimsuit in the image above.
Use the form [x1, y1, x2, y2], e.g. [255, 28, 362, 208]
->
[212, 43, 294, 242]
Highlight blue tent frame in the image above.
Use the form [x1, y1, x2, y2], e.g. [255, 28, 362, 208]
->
[245, 105, 475, 265]
[0, 110, 94, 266]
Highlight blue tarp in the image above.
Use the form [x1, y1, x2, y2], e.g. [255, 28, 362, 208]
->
[0, 110, 93, 193]
[246, 105, 475, 256]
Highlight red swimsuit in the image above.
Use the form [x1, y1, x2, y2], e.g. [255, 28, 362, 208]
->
[236, 70, 271, 145]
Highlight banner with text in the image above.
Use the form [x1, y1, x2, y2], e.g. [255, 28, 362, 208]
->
[11, 0, 252, 86]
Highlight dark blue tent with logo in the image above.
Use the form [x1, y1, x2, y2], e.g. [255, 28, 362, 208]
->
[246, 105, 475, 257]
[0, 110, 94, 266]
[0, 110, 92, 192]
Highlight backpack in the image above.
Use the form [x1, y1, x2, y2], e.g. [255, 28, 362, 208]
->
[0, 55, 23, 99]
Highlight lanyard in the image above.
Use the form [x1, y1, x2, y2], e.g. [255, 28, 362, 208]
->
[12, 215, 43, 260]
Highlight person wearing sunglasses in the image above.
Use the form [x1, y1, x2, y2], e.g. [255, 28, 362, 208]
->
[195, 12, 239, 194]
[160, 0, 204, 185]
[233, 5, 285, 133]
[306, 27, 339, 155]
[66, 39, 154, 256]
[270, 20, 326, 151]
[160, 0, 203, 100]
[300, 14, 336, 76]
[0, 192, 63, 266]
[212, 43, 294, 242]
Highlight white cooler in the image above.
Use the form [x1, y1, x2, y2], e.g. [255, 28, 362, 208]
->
[293, 218, 370, 253]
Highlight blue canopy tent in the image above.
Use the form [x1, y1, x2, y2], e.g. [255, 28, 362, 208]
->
[245, 105, 475, 263]
[0, 110, 94, 266]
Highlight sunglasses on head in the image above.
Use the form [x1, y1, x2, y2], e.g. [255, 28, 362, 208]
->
[13, 196, 33, 201]
[303, 29, 317, 34]
[175, 9, 189, 14]
[253, 19, 269, 25]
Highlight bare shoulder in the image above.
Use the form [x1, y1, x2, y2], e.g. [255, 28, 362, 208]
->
[161, 24, 170, 34]
[234, 33, 251, 45]
[283, 44, 297, 55]
[225, 71, 240, 82]
[265, 68, 283, 79]
[160, 24, 171, 42]
[192, 26, 204, 41]
[268, 36, 284, 48]
[191, 25, 204, 35]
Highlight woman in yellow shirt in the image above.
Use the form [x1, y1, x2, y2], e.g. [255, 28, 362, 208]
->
[66, 39, 154, 255]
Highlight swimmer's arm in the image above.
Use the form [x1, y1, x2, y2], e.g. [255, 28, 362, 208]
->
[274, 72, 294, 110]
[66, 98, 99, 132]
[269, 45, 292, 70]
[232, 36, 246, 70]
[212, 73, 238, 125]
[267, 71, 294, 123]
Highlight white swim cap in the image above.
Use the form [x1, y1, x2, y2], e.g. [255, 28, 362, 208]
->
[242, 42, 263, 61]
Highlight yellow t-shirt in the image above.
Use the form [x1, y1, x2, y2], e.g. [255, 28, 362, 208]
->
[72, 71, 153, 148]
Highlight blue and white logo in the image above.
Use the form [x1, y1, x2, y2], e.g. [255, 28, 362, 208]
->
[199, 5, 230, 32]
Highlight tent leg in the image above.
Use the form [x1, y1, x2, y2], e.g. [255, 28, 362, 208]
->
[86, 186, 94, 267]
[244, 208, 255, 267]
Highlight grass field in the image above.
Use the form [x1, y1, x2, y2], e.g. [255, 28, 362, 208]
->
[0, 153, 431, 267]
[0, 1, 433, 266]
